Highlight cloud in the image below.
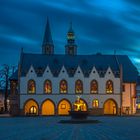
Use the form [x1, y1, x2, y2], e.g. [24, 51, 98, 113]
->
[0, 0, 140, 72]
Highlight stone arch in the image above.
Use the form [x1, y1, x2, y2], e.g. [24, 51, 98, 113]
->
[41, 99, 55, 115]
[103, 98, 117, 115]
[57, 99, 72, 115]
[24, 99, 39, 115]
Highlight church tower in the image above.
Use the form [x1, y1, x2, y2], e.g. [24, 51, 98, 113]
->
[42, 19, 54, 55]
[65, 22, 77, 55]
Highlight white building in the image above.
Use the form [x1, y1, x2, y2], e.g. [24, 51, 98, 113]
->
[9, 20, 138, 116]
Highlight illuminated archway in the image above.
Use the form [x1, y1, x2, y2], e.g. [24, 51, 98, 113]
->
[58, 99, 72, 115]
[42, 99, 55, 115]
[24, 99, 39, 115]
[104, 99, 117, 115]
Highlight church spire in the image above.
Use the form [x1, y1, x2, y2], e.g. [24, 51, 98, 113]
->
[65, 22, 77, 55]
[67, 22, 75, 44]
[42, 18, 54, 55]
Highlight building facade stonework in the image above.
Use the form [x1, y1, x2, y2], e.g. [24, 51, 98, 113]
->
[10, 20, 138, 116]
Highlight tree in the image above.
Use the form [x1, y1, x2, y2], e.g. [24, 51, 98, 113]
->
[0, 64, 17, 112]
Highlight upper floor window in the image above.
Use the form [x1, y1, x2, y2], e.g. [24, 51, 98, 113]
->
[92, 99, 99, 108]
[28, 80, 35, 94]
[90, 80, 98, 94]
[106, 80, 113, 93]
[60, 80, 67, 93]
[44, 80, 52, 94]
[75, 80, 83, 94]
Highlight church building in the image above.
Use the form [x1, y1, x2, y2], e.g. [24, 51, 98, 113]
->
[9, 19, 138, 116]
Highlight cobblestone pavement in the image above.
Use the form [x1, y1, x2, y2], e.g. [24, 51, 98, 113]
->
[0, 116, 140, 140]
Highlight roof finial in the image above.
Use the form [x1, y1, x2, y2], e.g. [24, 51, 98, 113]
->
[68, 21, 74, 33]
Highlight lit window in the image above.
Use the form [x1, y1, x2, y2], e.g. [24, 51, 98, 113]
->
[106, 80, 113, 93]
[60, 80, 67, 93]
[93, 99, 99, 108]
[28, 80, 35, 93]
[90, 80, 98, 93]
[44, 80, 52, 94]
[29, 106, 37, 114]
[75, 80, 83, 94]
[138, 104, 140, 109]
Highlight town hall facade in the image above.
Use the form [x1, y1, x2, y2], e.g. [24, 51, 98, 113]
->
[9, 19, 138, 116]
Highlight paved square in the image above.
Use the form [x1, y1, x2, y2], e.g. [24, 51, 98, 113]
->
[0, 116, 140, 140]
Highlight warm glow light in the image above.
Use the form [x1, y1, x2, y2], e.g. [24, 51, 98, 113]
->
[138, 104, 140, 109]
[106, 80, 113, 93]
[44, 80, 52, 93]
[73, 96, 86, 111]
[28, 80, 35, 93]
[60, 80, 67, 93]
[93, 99, 99, 108]
[75, 80, 83, 93]
[91, 80, 98, 93]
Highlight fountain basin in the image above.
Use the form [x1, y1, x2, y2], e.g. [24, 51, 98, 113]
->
[69, 111, 89, 120]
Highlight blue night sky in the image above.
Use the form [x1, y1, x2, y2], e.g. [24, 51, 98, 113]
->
[0, 0, 140, 72]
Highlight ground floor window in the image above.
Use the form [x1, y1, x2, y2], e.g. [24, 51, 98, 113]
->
[92, 99, 99, 108]
[29, 106, 37, 114]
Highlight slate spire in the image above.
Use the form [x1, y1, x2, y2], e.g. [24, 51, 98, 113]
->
[42, 18, 54, 55]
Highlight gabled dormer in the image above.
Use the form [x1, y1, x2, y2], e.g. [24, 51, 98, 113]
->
[26, 65, 37, 78]
[89, 66, 99, 78]
[58, 65, 69, 78]
[43, 65, 53, 78]
[74, 66, 84, 78]
[104, 67, 115, 79]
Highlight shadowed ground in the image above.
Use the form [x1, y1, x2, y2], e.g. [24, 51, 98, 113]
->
[0, 116, 140, 140]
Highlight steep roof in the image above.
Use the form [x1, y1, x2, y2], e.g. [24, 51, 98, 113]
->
[18, 53, 138, 82]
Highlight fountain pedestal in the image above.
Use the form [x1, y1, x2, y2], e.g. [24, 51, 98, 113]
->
[69, 111, 89, 119]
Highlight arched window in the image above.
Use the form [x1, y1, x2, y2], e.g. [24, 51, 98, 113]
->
[28, 80, 35, 93]
[60, 80, 67, 93]
[44, 80, 52, 94]
[90, 80, 98, 93]
[106, 80, 113, 93]
[75, 80, 83, 94]
[92, 99, 99, 108]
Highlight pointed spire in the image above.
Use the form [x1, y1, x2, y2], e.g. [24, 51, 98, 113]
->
[42, 18, 53, 46]
[67, 22, 75, 43]
[65, 22, 77, 55]
[68, 22, 74, 33]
